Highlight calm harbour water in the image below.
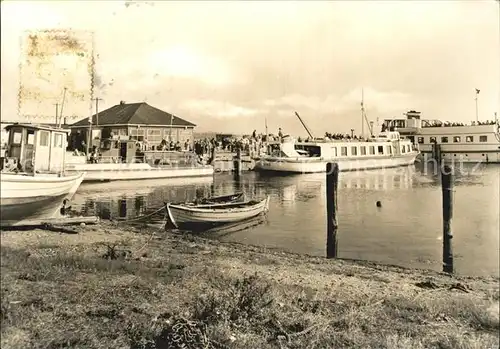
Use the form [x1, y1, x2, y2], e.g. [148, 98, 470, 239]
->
[71, 163, 500, 277]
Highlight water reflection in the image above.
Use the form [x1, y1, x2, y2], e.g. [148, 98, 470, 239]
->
[197, 215, 268, 239]
[70, 165, 499, 276]
[72, 176, 214, 222]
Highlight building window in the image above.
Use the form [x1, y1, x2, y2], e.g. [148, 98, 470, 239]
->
[377, 146, 384, 154]
[441, 136, 448, 143]
[147, 129, 162, 143]
[401, 145, 406, 154]
[386, 145, 392, 155]
[479, 135, 488, 142]
[453, 136, 461, 143]
[407, 144, 411, 153]
[129, 128, 145, 141]
[369, 146, 375, 155]
[465, 136, 473, 143]
[39, 131, 49, 147]
[351, 146, 358, 156]
[417, 137, 424, 144]
[178, 128, 192, 144]
[360, 146, 366, 155]
[341, 146, 347, 156]
[430, 137, 436, 143]
[164, 128, 173, 137]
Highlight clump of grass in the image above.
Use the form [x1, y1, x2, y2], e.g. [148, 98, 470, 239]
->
[128, 314, 224, 349]
[433, 332, 500, 349]
[193, 273, 273, 323]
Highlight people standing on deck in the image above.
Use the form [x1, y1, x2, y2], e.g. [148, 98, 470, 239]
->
[89, 146, 100, 163]
[80, 140, 86, 154]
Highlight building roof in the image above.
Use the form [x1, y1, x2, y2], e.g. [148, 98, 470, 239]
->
[70, 102, 196, 128]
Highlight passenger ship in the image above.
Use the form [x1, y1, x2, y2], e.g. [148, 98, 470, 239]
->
[383, 110, 500, 163]
[253, 131, 419, 173]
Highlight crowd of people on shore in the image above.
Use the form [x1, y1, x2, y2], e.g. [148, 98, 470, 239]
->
[192, 127, 376, 158]
[193, 130, 272, 158]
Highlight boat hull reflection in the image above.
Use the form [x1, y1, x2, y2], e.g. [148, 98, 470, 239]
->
[180, 214, 268, 236]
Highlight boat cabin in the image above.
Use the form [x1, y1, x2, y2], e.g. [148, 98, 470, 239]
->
[261, 130, 415, 160]
[369, 131, 401, 142]
[1, 123, 69, 173]
[85, 137, 198, 165]
[97, 137, 139, 163]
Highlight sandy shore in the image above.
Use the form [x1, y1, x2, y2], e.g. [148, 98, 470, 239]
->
[1, 222, 498, 349]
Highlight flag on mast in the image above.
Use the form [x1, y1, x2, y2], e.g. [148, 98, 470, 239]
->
[475, 88, 480, 94]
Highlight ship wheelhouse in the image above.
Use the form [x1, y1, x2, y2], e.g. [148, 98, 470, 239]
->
[1, 123, 69, 174]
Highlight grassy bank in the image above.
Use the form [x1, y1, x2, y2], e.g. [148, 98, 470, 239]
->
[1, 223, 499, 349]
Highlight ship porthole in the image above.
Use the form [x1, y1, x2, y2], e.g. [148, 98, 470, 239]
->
[482, 154, 485, 156]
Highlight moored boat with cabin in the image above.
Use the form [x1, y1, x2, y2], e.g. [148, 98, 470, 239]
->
[383, 110, 500, 163]
[64, 101, 214, 181]
[64, 137, 214, 182]
[0, 123, 85, 222]
[253, 132, 419, 174]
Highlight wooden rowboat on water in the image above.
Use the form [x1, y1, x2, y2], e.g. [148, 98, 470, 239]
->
[188, 192, 245, 205]
[164, 192, 245, 207]
[165, 195, 270, 230]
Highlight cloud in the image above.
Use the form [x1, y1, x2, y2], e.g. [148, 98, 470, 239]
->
[263, 88, 418, 116]
[147, 46, 241, 87]
[179, 99, 261, 119]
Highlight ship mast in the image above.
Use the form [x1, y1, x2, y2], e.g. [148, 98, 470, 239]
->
[361, 88, 364, 138]
[360, 88, 373, 137]
[58, 87, 67, 128]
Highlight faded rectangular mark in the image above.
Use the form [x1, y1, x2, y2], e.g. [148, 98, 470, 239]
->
[18, 29, 94, 123]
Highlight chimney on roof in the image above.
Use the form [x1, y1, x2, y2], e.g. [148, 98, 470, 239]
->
[120, 100, 126, 105]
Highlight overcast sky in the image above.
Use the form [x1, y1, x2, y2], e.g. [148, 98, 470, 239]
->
[1, 1, 499, 136]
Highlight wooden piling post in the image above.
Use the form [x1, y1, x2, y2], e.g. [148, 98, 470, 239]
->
[326, 162, 339, 258]
[210, 147, 216, 165]
[432, 141, 441, 165]
[234, 148, 242, 175]
[441, 164, 454, 273]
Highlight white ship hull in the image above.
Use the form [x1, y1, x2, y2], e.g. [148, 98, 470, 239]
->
[418, 147, 500, 164]
[254, 152, 418, 173]
[65, 163, 214, 182]
[0, 172, 85, 222]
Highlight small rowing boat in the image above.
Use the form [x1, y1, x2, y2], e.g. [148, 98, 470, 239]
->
[164, 192, 245, 207]
[165, 195, 270, 230]
[190, 192, 245, 205]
